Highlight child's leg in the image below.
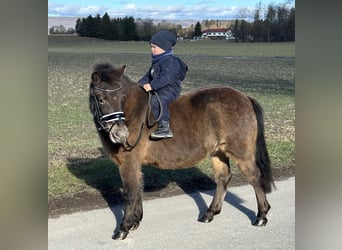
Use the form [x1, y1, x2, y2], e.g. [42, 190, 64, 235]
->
[150, 94, 171, 121]
[150, 94, 173, 139]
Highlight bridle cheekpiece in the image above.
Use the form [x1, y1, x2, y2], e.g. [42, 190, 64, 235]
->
[90, 83, 125, 131]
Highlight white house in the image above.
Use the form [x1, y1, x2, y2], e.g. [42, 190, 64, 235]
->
[201, 28, 234, 40]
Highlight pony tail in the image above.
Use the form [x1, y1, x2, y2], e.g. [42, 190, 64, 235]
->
[248, 96, 275, 193]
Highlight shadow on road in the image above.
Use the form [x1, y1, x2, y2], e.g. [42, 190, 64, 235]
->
[183, 190, 256, 224]
[107, 190, 256, 233]
[65, 147, 256, 229]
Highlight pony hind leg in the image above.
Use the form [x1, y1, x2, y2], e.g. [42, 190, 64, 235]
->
[237, 158, 271, 226]
[199, 151, 232, 223]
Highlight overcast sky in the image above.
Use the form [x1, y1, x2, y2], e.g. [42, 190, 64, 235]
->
[48, 0, 294, 20]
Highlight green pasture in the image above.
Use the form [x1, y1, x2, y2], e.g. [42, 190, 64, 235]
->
[48, 35, 295, 203]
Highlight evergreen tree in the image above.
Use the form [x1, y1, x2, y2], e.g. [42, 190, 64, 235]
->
[94, 14, 102, 37]
[122, 16, 137, 41]
[76, 18, 87, 36]
[232, 19, 240, 42]
[111, 18, 121, 40]
[98, 12, 113, 40]
[194, 21, 202, 37]
[239, 20, 249, 42]
[86, 15, 97, 37]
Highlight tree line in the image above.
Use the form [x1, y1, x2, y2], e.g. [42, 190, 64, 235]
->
[232, 3, 295, 42]
[76, 14, 138, 40]
[75, 13, 183, 41]
[71, 3, 294, 42]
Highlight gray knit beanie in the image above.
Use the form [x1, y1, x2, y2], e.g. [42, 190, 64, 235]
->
[150, 30, 177, 51]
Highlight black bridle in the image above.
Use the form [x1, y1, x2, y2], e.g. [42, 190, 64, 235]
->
[90, 83, 125, 132]
[90, 83, 163, 151]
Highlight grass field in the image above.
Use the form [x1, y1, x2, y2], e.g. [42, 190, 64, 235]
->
[48, 35, 295, 205]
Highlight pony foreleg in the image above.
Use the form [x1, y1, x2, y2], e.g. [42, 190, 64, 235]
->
[113, 167, 143, 240]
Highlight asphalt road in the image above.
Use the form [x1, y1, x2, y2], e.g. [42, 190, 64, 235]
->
[48, 177, 295, 250]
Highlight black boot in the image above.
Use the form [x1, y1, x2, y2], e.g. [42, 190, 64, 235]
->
[150, 120, 173, 139]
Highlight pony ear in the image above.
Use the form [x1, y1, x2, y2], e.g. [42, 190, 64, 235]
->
[116, 65, 126, 77]
[91, 72, 101, 83]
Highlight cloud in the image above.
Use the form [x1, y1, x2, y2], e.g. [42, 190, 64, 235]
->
[78, 6, 103, 15]
[48, 3, 106, 17]
[48, 2, 245, 19]
[123, 4, 136, 10]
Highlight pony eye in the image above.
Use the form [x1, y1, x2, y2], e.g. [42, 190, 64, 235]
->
[98, 98, 105, 104]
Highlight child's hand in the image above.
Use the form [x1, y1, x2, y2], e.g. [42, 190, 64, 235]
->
[143, 83, 152, 92]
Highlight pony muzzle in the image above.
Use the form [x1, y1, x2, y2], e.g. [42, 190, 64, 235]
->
[97, 112, 128, 144]
[109, 121, 129, 144]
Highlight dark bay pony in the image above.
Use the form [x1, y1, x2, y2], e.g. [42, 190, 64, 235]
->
[89, 62, 275, 240]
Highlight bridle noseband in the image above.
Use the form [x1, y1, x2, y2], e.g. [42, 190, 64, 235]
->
[90, 83, 125, 132]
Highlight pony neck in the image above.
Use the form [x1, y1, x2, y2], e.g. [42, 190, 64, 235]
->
[122, 81, 149, 121]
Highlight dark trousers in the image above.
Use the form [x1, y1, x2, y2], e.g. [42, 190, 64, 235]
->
[151, 87, 180, 122]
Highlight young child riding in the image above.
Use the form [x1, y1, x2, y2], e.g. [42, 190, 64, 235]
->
[138, 30, 188, 139]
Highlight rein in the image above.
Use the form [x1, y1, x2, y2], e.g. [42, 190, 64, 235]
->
[123, 90, 162, 151]
[146, 90, 163, 128]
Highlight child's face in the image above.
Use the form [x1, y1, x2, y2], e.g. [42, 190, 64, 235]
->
[150, 43, 165, 55]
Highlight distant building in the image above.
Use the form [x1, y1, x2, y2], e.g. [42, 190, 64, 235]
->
[201, 28, 234, 40]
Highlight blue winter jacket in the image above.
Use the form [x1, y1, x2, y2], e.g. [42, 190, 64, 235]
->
[138, 53, 188, 95]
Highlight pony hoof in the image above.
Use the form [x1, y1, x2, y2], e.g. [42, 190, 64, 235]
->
[112, 230, 128, 240]
[130, 223, 140, 231]
[198, 215, 213, 223]
[252, 217, 268, 226]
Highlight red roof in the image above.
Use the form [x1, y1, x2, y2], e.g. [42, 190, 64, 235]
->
[202, 28, 229, 33]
